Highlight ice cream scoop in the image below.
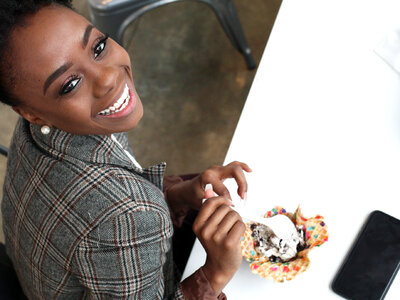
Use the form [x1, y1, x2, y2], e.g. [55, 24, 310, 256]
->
[250, 214, 305, 262]
[230, 201, 305, 259]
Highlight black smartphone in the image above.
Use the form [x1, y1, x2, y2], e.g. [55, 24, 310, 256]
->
[331, 210, 400, 300]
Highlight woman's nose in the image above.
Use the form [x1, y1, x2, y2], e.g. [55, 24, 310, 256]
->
[92, 65, 118, 98]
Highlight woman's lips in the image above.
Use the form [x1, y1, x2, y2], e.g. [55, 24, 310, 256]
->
[97, 84, 136, 119]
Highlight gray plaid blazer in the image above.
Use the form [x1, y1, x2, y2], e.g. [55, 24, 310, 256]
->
[2, 118, 184, 299]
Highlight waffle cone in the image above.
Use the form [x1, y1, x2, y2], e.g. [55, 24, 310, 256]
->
[241, 206, 328, 282]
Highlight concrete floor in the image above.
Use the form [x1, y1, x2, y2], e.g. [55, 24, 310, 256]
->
[0, 0, 281, 243]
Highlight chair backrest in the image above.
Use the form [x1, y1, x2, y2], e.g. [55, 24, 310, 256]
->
[0, 145, 7, 157]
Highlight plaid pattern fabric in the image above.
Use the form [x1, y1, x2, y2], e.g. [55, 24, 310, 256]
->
[2, 118, 184, 299]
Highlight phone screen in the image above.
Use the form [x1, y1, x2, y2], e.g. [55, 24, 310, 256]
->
[331, 211, 400, 300]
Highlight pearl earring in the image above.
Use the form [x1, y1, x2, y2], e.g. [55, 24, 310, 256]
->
[41, 125, 51, 135]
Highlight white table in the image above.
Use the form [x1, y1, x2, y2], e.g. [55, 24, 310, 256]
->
[182, 0, 400, 298]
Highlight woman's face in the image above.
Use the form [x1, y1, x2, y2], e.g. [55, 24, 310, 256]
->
[8, 4, 143, 135]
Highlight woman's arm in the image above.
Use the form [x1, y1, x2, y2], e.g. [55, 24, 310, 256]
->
[163, 162, 251, 298]
[163, 174, 188, 228]
[72, 208, 184, 299]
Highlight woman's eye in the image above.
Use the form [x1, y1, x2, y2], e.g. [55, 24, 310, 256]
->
[94, 35, 108, 58]
[60, 78, 80, 95]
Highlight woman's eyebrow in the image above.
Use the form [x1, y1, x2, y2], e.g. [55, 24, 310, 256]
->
[82, 25, 94, 49]
[43, 62, 73, 95]
[43, 25, 94, 95]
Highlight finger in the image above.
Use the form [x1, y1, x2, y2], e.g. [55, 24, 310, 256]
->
[232, 167, 248, 200]
[215, 210, 242, 236]
[211, 181, 232, 201]
[227, 220, 246, 242]
[204, 189, 215, 199]
[219, 220, 246, 251]
[223, 162, 252, 200]
[223, 164, 248, 200]
[227, 161, 252, 173]
[200, 205, 232, 240]
[193, 197, 232, 233]
[204, 184, 215, 199]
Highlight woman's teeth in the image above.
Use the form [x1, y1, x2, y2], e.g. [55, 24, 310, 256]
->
[98, 84, 130, 116]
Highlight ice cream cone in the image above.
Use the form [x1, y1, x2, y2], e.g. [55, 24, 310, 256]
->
[241, 206, 328, 282]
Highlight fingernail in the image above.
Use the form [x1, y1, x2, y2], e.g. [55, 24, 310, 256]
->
[242, 192, 247, 201]
[205, 183, 213, 191]
[202, 184, 213, 203]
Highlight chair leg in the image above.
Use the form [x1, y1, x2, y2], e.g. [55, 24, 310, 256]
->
[203, 0, 256, 69]
[0, 145, 8, 157]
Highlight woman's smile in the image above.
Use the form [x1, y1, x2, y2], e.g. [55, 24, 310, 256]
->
[96, 82, 136, 119]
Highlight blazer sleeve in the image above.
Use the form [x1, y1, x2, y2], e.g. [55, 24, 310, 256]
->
[72, 208, 185, 299]
[163, 175, 188, 228]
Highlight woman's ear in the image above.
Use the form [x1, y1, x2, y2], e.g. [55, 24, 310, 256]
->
[12, 105, 50, 126]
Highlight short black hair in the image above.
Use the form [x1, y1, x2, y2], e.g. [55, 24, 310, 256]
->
[0, 0, 73, 106]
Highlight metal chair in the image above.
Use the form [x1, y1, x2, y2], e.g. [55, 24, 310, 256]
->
[87, 0, 256, 69]
[0, 145, 8, 157]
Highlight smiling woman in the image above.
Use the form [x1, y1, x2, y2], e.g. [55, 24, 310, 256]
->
[6, 4, 143, 135]
[0, 1, 251, 299]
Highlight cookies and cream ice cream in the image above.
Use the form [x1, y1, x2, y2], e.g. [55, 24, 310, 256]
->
[241, 206, 328, 282]
[250, 214, 305, 262]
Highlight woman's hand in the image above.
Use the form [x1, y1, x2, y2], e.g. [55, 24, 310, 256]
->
[192, 196, 246, 294]
[166, 161, 252, 211]
[196, 161, 252, 201]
